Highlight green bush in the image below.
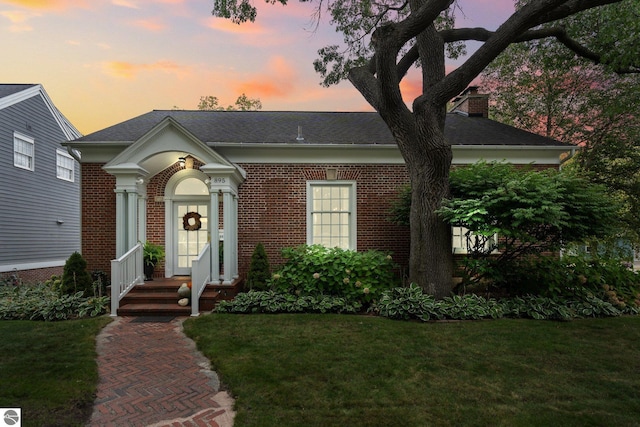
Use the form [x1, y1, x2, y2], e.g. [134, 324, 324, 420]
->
[61, 252, 94, 297]
[245, 242, 271, 291]
[374, 284, 638, 322]
[270, 245, 399, 306]
[0, 282, 109, 321]
[215, 290, 362, 314]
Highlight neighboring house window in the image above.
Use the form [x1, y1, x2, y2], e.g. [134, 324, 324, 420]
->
[452, 226, 497, 254]
[56, 149, 75, 182]
[307, 182, 356, 250]
[13, 132, 34, 171]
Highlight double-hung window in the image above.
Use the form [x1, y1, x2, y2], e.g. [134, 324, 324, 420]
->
[452, 226, 497, 254]
[14, 132, 34, 171]
[56, 149, 75, 182]
[307, 182, 356, 250]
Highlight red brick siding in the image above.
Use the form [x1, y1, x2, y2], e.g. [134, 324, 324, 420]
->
[456, 96, 489, 117]
[1, 266, 63, 284]
[80, 160, 559, 281]
[236, 164, 411, 274]
[81, 164, 116, 274]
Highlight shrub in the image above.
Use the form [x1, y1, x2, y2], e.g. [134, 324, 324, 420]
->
[245, 242, 271, 291]
[374, 284, 638, 322]
[60, 252, 94, 297]
[0, 282, 109, 321]
[270, 245, 399, 306]
[215, 290, 362, 314]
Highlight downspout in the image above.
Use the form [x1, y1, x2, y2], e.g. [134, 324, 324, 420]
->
[559, 147, 578, 169]
[66, 146, 82, 163]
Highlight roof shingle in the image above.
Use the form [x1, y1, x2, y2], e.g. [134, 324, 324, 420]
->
[75, 110, 572, 147]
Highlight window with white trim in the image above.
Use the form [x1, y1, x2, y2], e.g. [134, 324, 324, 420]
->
[307, 182, 356, 250]
[14, 132, 34, 171]
[56, 149, 75, 182]
[452, 226, 497, 254]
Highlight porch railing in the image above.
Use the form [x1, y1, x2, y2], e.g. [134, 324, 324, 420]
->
[191, 242, 211, 316]
[110, 243, 144, 316]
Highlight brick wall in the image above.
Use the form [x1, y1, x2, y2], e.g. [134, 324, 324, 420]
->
[80, 160, 559, 281]
[1, 266, 63, 284]
[236, 163, 411, 275]
[81, 163, 116, 274]
[80, 161, 411, 280]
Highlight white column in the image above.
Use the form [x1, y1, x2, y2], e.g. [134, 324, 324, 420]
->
[115, 189, 127, 257]
[137, 184, 147, 244]
[127, 191, 138, 250]
[210, 190, 220, 284]
[232, 194, 239, 279]
[222, 190, 234, 284]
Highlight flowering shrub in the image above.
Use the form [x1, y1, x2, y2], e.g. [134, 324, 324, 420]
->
[270, 245, 399, 306]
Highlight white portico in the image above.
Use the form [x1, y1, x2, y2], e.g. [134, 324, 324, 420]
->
[102, 116, 246, 285]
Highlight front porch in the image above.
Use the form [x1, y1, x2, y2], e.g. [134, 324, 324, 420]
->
[110, 242, 243, 316]
[113, 276, 243, 316]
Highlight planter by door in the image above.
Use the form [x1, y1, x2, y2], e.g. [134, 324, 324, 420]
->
[144, 264, 155, 281]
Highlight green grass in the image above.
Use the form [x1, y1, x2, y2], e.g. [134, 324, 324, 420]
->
[184, 314, 640, 427]
[0, 317, 111, 427]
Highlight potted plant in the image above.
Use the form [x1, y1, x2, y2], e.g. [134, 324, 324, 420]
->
[143, 241, 165, 281]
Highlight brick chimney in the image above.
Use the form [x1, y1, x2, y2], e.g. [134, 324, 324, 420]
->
[449, 86, 489, 118]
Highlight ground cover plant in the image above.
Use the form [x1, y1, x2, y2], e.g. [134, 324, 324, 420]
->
[0, 281, 109, 321]
[0, 317, 111, 427]
[184, 314, 640, 427]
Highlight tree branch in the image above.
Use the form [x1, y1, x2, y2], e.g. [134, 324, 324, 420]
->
[440, 26, 639, 74]
[432, 0, 629, 104]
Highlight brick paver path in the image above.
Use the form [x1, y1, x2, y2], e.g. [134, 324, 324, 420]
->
[89, 317, 235, 427]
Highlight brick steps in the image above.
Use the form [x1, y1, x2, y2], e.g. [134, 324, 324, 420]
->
[115, 278, 243, 316]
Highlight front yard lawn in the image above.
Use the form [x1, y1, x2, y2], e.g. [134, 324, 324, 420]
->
[0, 317, 111, 427]
[184, 314, 640, 427]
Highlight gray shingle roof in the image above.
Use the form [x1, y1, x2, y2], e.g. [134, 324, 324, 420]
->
[0, 84, 37, 99]
[76, 110, 572, 147]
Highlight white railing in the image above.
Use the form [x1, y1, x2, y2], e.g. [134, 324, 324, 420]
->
[191, 242, 211, 316]
[110, 243, 144, 316]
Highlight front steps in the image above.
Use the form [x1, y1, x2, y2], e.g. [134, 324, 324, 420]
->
[115, 279, 243, 316]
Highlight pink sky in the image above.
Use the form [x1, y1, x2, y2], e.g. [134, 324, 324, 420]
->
[0, 0, 514, 134]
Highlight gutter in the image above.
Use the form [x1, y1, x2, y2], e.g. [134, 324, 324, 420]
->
[66, 146, 82, 163]
[560, 147, 579, 166]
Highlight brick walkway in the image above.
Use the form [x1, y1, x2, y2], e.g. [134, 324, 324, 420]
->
[88, 317, 235, 427]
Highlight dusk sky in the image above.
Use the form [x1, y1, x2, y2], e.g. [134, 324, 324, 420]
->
[1, 0, 515, 135]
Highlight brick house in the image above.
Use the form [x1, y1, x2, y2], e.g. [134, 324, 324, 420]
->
[63, 88, 574, 313]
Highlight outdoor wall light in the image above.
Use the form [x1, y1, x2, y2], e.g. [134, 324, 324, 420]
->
[178, 156, 186, 168]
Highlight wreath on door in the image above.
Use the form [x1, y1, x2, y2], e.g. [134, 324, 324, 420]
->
[182, 212, 202, 231]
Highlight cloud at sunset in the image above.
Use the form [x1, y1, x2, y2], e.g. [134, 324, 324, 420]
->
[111, 0, 138, 9]
[103, 60, 190, 79]
[1, 0, 89, 10]
[130, 17, 167, 32]
[204, 17, 266, 36]
[232, 56, 298, 99]
[0, 9, 37, 31]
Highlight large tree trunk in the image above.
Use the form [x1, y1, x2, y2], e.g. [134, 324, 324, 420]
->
[407, 147, 453, 297]
[378, 100, 454, 297]
[401, 109, 454, 298]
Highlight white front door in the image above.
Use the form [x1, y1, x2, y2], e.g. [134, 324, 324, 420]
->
[173, 203, 209, 276]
